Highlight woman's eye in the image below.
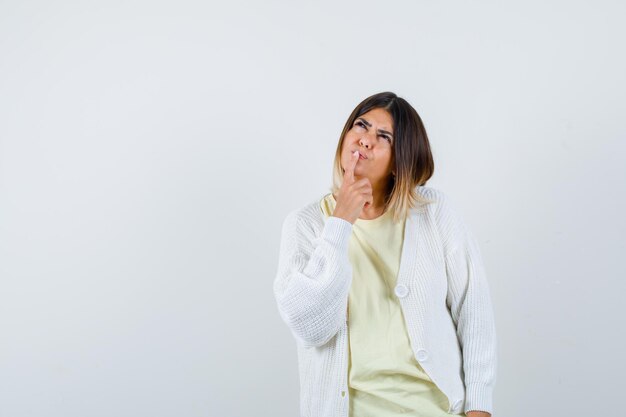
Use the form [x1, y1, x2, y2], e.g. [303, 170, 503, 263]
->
[354, 121, 391, 143]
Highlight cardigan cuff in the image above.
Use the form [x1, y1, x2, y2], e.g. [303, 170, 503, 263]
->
[321, 216, 353, 252]
[464, 382, 494, 415]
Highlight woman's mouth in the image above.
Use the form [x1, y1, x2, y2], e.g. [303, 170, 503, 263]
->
[359, 153, 367, 160]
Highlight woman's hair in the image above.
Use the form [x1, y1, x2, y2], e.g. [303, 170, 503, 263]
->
[330, 91, 436, 223]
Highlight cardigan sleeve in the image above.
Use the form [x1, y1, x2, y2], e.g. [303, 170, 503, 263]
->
[436, 191, 498, 415]
[273, 209, 353, 348]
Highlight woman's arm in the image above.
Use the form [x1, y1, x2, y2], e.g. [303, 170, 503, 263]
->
[435, 191, 498, 415]
[273, 210, 353, 348]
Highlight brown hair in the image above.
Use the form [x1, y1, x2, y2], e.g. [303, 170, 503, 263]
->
[329, 91, 435, 223]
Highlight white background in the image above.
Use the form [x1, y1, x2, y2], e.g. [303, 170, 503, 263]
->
[1, 1, 624, 416]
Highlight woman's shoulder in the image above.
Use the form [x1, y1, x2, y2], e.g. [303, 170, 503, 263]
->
[417, 185, 476, 252]
[413, 185, 456, 214]
[294, 192, 328, 218]
[415, 185, 463, 215]
[415, 184, 447, 201]
[281, 193, 327, 233]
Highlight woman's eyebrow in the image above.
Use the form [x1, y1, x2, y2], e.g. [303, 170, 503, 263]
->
[356, 117, 394, 137]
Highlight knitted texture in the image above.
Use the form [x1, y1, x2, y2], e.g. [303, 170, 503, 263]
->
[273, 185, 497, 416]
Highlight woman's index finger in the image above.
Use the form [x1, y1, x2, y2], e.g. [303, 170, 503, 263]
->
[345, 150, 359, 183]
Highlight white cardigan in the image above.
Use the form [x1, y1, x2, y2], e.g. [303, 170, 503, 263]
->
[273, 185, 497, 416]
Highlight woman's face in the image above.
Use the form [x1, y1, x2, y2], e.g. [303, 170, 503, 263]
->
[340, 107, 395, 184]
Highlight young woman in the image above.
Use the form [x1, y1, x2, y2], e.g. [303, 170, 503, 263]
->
[273, 92, 497, 417]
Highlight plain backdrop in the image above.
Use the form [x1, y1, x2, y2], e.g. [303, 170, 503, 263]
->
[1, 1, 625, 416]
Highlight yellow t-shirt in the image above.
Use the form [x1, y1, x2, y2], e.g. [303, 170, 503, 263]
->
[320, 192, 463, 417]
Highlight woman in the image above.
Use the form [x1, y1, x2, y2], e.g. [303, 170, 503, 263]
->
[273, 92, 497, 417]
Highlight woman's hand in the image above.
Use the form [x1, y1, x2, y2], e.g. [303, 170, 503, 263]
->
[332, 150, 373, 224]
[466, 411, 491, 417]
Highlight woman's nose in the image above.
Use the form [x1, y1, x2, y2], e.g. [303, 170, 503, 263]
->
[361, 129, 378, 145]
[359, 136, 374, 147]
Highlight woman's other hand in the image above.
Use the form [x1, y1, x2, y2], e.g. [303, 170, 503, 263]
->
[466, 411, 491, 417]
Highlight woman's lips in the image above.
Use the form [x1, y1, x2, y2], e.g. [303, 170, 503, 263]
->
[358, 153, 367, 160]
